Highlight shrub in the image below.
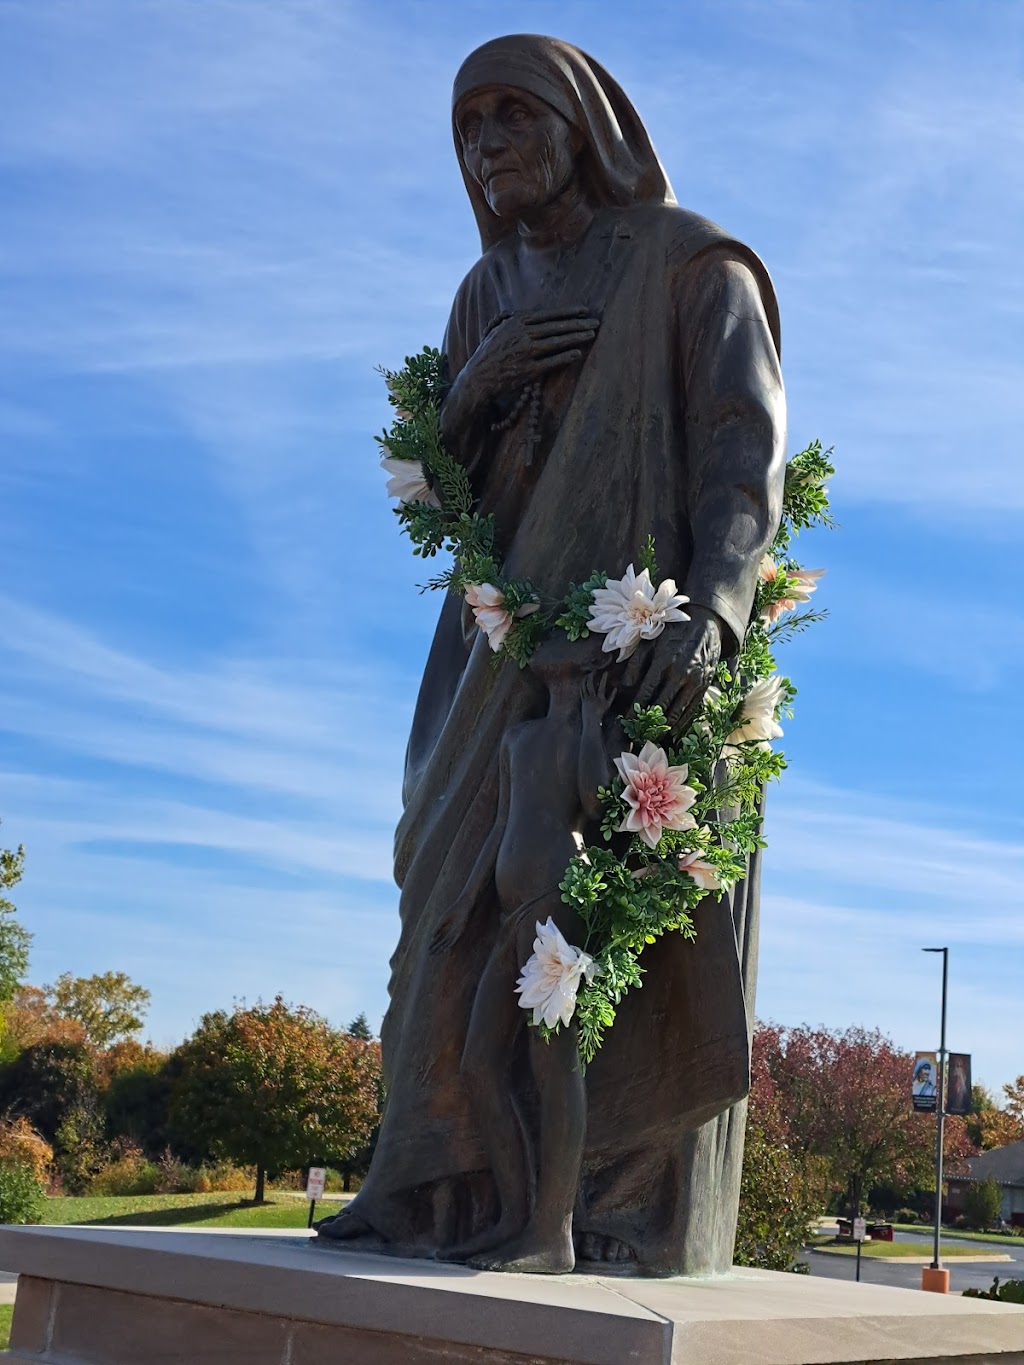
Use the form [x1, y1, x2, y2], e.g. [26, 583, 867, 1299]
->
[88, 1143, 160, 1197]
[894, 1208, 917, 1225]
[964, 1177, 1003, 1229]
[0, 1118, 53, 1185]
[964, 1277, 1024, 1304]
[202, 1161, 253, 1193]
[0, 1160, 45, 1224]
[53, 1099, 105, 1194]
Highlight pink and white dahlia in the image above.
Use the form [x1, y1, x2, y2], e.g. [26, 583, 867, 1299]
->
[380, 454, 439, 506]
[516, 918, 599, 1029]
[464, 583, 539, 653]
[615, 741, 698, 849]
[758, 557, 825, 623]
[588, 564, 690, 662]
[677, 850, 722, 893]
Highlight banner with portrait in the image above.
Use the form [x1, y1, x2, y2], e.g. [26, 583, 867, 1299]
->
[912, 1051, 938, 1112]
[946, 1053, 972, 1116]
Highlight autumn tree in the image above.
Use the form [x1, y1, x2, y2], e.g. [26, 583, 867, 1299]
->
[45, 971, 150, 1048]
[0, 986, 86, 1062]
[736, 1029, 824, 1269]
[1004, 1076, 1024, 1125]
[170, 997, 382, 1202]
[0, 834, 31, 1004]
[759, 1024, 974, 1218]
[966, 1084, 1024, 1151]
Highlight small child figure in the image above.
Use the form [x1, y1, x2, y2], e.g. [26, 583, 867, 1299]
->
[431, 646, 618, 1272]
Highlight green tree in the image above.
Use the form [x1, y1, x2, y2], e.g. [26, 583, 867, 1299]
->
[45, 971, 150, 1048]
[170, 997, 382, 1202]
[347, 1013, 374, 1041]
[0, 834, 31, 1003]
[964, 1177, 1003, 1229]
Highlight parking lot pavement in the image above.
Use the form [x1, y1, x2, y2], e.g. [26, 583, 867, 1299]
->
[801, 1231, 1024, 1294]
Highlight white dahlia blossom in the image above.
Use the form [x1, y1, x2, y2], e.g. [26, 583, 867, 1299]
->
[726, 675, 786, 752]
[516, 917, 599, 1029]
[587, 564, 690, 662]
[464, 583, 539, 653]
[380, 454, 439, 506]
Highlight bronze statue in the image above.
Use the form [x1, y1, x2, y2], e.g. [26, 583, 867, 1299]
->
[319, 33, 786, 1275]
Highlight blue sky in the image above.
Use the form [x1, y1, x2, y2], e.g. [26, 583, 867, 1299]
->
[2, 0, 1022, 1091]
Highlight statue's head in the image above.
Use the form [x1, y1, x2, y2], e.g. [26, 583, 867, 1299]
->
[452, 35, 676, 251]
[454, 85, 582, 222]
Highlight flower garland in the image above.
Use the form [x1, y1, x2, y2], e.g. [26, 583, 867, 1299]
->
[380, 347, 834, 1063]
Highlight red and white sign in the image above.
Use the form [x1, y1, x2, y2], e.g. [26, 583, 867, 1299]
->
[305, 1167, 327, 1200]
[852, 1217, 867, 1242]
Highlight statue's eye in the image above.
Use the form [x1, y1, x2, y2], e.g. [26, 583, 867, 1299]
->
[507, 105, 530, 126]
[461, 116, 482, 144]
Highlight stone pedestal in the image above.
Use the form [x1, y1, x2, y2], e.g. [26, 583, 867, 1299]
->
[2, 1225, 1024, 1364]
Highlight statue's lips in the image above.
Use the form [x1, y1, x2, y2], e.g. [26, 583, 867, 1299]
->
[484, 168, 522, 189]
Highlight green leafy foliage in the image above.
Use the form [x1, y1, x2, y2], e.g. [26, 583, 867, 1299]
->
[555, 573, 608, 641]
[964, 1176, 1003, 1229]
[0, 832, 31, 1004]
[964, 1278, 1024, 1304]
[0, 1159, 45, 1224]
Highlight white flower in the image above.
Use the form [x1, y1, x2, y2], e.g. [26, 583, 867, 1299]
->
[380, 455, 439, 506]
[677, 850, 722, 892]
[464, 583, 539, 653]
[758, 557, 825, 623]
[615, 740, 698, 849]
[587, 564, 690, 662]
[726, 675, 786, 752]
[516, 917, 599, 1029]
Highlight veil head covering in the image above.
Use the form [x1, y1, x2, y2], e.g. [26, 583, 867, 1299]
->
[452, 34, 677, 252]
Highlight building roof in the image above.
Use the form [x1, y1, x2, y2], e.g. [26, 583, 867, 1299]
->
[955, 1139, 1024, 1188]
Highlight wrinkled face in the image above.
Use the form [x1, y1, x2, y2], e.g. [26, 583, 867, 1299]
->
[455, 85, 580, 220]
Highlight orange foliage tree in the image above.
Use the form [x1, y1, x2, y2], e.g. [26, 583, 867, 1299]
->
[756, 1024, 976, 1218]
[170, 997, 382, 1202]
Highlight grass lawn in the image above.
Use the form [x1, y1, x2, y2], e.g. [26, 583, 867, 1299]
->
[893, 1223, 1024, 1248]
[820, 1240, 1000, 1259]
[0, 1303, 11, 1350]
[41, 1193, 331, 1230]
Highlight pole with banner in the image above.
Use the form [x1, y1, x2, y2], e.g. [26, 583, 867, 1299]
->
[921, 947, 949, 1293]
[306, 1166, 327, 1229]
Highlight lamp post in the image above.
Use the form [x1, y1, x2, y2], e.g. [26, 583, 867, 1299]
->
[922, 946, 948, 1292]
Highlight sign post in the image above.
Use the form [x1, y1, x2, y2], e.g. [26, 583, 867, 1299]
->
[853, 1216, 867, 1283]
[306, 1166, 327, 1229]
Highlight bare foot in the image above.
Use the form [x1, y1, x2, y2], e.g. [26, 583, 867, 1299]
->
[467, 1230, 575, 1274]
[574, 1231, 636, 1264]
[316, 1207, 374, 1242]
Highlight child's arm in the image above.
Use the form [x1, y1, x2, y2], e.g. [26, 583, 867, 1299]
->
[430, 737, 512, 954]
[578, 672, 618, 823]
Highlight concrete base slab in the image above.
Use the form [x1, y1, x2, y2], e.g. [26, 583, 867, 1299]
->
[2, 1224, 1024, 1364]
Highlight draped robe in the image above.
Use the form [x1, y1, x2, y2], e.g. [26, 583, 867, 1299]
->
[344, 201, 786, 1274]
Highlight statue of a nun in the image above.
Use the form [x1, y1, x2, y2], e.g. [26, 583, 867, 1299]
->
[319, 33, 786, 1276]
